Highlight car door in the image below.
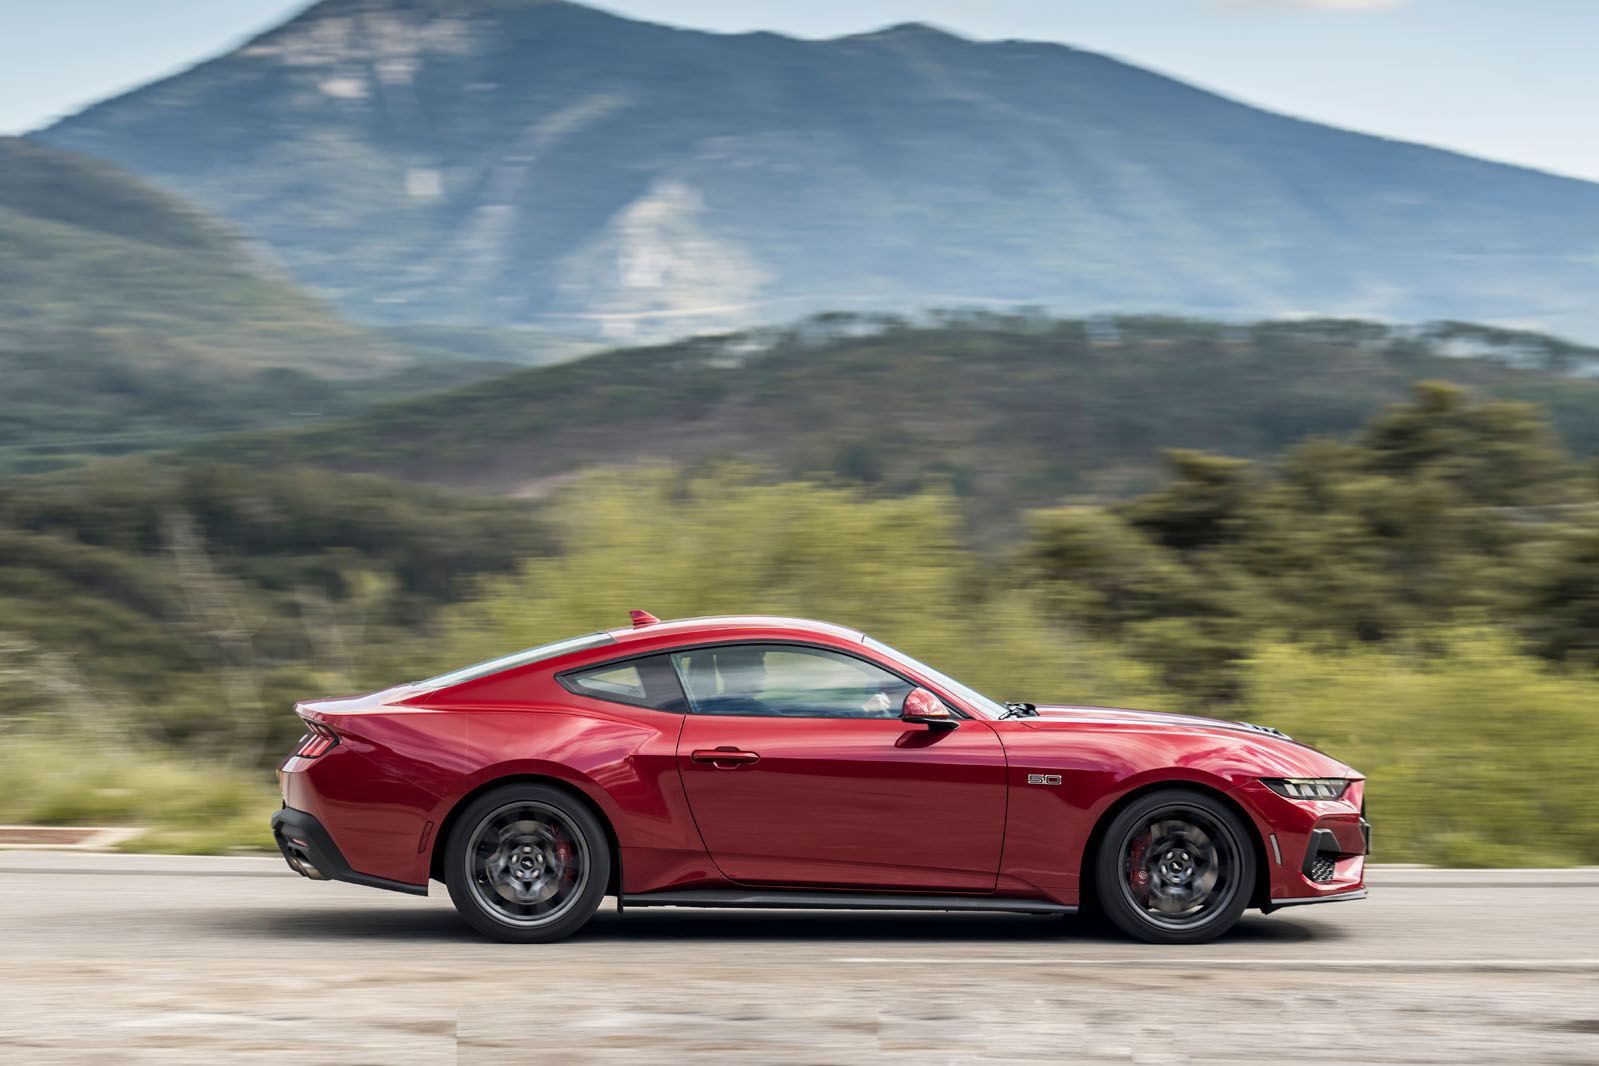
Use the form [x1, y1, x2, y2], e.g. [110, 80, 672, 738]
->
[673, 642, 1007, 891]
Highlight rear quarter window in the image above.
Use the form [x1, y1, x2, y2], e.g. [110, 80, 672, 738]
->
[558, 654, 687, 713]
[568, 662, 648, 702]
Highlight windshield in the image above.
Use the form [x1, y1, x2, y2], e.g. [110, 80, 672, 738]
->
[862, 636, 1008, 719]
[414, 632, 615, 690]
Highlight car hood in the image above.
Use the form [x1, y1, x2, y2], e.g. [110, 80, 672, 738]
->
[1018, 705, 1358, 778]
[1025, 705, 1285, 735]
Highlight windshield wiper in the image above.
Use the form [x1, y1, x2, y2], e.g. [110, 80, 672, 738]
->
[999, 701, 1038, 719]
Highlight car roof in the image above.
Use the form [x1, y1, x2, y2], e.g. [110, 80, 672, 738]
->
[604, 614, 865, 647]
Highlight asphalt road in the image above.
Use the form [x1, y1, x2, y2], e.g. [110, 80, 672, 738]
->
[1, 853, 1596, 1065]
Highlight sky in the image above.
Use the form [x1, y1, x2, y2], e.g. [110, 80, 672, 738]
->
[2, 0, 1596, 183]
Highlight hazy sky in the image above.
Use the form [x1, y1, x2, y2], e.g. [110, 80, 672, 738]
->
[3, 0, 1596, 182]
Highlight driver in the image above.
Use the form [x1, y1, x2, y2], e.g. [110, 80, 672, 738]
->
[861, 691, 893, 715]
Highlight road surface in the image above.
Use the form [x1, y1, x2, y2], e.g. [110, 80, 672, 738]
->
[1, 853, 1595, 1064]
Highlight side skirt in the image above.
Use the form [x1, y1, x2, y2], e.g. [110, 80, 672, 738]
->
[620, 888, 1073, 916]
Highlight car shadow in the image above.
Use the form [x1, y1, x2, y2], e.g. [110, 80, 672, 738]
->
[225, 901, 1339, 945]
[227, 903, 480, 943]
[576, 909, 1338, 945]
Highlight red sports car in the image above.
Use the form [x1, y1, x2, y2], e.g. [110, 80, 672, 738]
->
[272, 613, 1368, 944]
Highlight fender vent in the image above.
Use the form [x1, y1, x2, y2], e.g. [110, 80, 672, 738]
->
[1235, 720, 1291, 740]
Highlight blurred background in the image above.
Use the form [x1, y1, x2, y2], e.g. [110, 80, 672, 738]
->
[0, 0, 1595, 866]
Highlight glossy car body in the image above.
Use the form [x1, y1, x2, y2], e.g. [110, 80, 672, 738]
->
[273, 614, 1368, 939]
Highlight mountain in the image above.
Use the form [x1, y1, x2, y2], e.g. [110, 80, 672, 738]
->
[32, 0, 1599, 343]
[0, 136, 528, 473]
[188, 313, 1599, 513]
[0, 135, 397, 374]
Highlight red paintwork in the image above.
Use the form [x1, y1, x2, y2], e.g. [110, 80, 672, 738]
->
[678, 714, 1006, 890]
[278, 615, 1366, 908]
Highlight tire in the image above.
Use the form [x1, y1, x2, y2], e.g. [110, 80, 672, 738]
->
[444, 782, 611, 943]
[1093, 787, 1255, 945]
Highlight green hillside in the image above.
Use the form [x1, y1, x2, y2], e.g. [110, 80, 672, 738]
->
[377, 324, 603, 367]
[4, 389, 1595, 863]
[0, 461, 551, 744]
[0, 459, 555, 849]
[191, 313, 1599, 512]
[0, 137, 397, 373]
[0, 137, 524, 472]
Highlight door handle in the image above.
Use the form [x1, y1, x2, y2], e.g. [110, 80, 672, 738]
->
[691, 747, 760, 765]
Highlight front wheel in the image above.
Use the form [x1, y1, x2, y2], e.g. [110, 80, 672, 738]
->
[445, 783, 610, 943]
[1094, 788, 1255, 944]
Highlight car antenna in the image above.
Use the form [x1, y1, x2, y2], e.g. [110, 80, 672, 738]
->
[629, 610, 660, 628]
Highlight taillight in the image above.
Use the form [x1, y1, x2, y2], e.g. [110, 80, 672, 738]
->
[293, 719, 340, 759]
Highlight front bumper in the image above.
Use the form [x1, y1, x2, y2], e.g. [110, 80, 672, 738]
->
[270, 806, 427, 896]
[1267, 886, 1368, 909]
[1233, 779, 1369, 909]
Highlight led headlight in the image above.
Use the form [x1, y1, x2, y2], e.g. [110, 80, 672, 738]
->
[1261, 777, 1350, 800]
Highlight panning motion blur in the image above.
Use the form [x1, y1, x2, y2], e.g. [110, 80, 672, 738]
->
[272, 612, 1368, 943]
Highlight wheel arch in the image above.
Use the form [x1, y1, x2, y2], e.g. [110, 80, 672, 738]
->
[1077, 779, 1271, 913]
[429, 774, 623, 898]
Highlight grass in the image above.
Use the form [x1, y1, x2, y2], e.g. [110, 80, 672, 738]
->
[0, 735, 277, 854]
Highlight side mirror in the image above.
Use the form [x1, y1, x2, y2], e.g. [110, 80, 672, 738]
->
[902, 687, 956, 729]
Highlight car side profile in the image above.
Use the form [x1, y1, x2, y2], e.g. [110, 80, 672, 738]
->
[272, 612, 1368, 944]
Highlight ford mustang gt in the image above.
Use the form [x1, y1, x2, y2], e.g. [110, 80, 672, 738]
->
[272, 612, 1368, 943]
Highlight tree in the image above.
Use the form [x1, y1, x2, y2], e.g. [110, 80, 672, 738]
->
[1124, 450, 1256, 552]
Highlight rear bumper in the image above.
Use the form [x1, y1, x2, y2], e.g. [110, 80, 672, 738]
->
[270, 806, 427, 896]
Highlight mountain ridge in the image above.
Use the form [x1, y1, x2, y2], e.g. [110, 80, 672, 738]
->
[34, 0, 1599, 341]
[183, 314, 1599, 516]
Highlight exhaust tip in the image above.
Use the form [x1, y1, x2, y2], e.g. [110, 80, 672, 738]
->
[284, 844, 331, 880]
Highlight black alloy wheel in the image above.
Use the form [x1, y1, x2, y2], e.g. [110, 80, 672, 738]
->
[1094, 788, 1255, 944]
[445, 782, 610, 943]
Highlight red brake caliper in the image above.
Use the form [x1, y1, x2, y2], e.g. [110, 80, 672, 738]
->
[555, 838, 575, 885]
[1128, 836, 1150, 900]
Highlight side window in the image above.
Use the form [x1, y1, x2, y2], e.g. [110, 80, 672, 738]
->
[561, 654, 687, 713]
[569, 663, 646, 702]
[672, 645, 914, 719]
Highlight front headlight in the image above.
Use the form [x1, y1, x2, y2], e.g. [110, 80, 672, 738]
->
[1261, 777, 1350, 800]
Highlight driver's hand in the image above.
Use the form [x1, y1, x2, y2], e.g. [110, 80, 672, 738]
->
[862, 692, 892, 714]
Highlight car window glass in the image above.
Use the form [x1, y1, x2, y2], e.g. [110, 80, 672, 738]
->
[562, 654, 687, 713]
[862, 635, 1008, 719]
[672, 645, 913, 718]
[416, 631, 614, 690]
[568, 663, 646, 702]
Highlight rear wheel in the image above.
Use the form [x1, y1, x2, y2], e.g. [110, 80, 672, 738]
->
[1094, 788, 1255, 944]
[445, 783, 610, 943]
